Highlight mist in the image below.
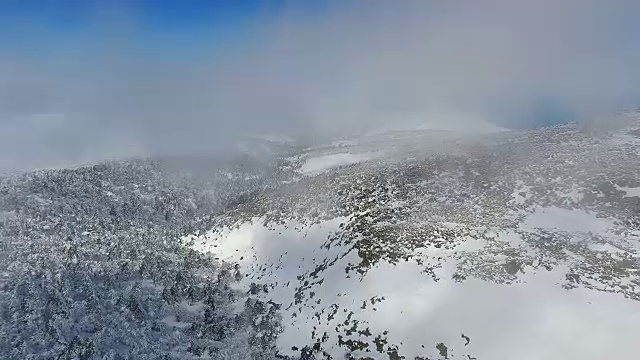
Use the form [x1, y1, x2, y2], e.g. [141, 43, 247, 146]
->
[1, 0, 640, 172]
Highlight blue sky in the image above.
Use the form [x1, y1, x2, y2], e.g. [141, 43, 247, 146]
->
[0, 0, 330, 60]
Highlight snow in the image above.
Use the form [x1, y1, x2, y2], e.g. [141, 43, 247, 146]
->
[299, 152, 382, 175]
[353, 263, 640, 360]
[161, 315, 192, 329]
[161, 301, 207, 329]
[330, 139, 358, 147]
[615, 184, 640, 198]
[511, 182, 532, 205]
[520, 206, 615, 235]
[190, 216, 640, 360]
[556, 185, 584, 203]
[191, 224, 257, 263]
[587, 242, 625, 253]
[609, 133, 640, 148]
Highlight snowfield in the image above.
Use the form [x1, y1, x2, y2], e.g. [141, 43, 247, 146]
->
[190, 216, 640, 360]
[299, 151, 383, 175]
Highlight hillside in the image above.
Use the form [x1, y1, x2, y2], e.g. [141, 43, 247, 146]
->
[2, 113, 640, 359]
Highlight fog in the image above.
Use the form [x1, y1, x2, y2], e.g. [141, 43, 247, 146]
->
[1, 0, 640, 171]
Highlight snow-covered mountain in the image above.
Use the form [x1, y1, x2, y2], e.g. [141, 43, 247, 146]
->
[2, 112, 640, 359]
[188, 112, 640, 359]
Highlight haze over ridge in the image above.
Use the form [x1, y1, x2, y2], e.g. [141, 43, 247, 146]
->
[1, 0, 640, 171]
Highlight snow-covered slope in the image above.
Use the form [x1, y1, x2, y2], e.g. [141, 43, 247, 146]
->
[188, 112, 640, 359]
[3, 112, 640, 359]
